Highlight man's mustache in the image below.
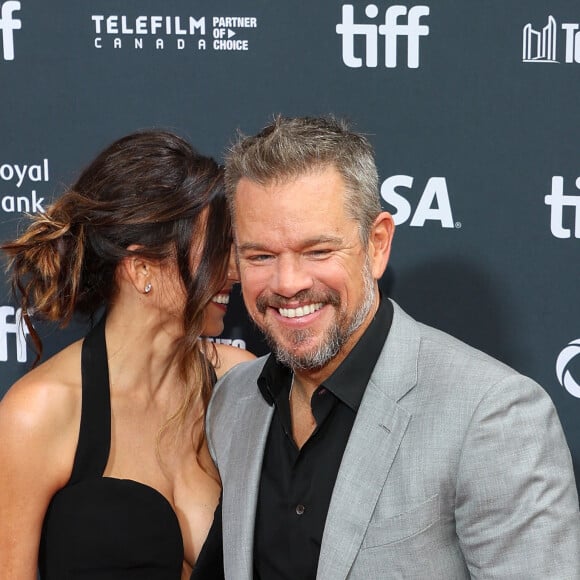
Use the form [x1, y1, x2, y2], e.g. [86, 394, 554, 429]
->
[255, 288, 341, 315]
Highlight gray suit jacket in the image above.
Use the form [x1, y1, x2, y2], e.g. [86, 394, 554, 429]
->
[206, 301, 580, 579]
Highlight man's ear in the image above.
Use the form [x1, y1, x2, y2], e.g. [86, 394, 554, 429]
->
[121, 244, 154, 294]
[368, 212, 395, 279]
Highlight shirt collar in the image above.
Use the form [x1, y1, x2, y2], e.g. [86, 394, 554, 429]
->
[258, 295, 393, 411]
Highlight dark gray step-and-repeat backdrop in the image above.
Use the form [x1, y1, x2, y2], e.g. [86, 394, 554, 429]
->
[1, 1, 579, 486]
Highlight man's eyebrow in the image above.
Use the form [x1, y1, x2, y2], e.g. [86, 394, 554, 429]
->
[238, 235, 343, 253]
[238, 242, 269, 253]
[301, 235, 343, 246]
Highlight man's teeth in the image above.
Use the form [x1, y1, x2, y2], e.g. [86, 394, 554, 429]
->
[212, 294, 230, 305]
[279, 303, 323, 318]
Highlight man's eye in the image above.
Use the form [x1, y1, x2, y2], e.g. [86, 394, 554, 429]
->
[247, 254, 273, 263]
[307, 249, 332, 258]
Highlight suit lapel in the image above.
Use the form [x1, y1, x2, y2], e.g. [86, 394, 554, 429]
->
[222, 391, 274, 580]
[317, 301, 420, 580]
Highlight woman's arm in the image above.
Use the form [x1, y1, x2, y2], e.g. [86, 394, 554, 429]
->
[0, 370, 80, 578]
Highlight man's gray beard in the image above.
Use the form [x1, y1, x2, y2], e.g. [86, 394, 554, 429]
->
[265, 258, 376, 372]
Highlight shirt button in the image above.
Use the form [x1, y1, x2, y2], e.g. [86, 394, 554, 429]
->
[295, 504, 305, 515]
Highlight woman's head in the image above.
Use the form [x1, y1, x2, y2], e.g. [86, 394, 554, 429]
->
[2, 130, 231, 361]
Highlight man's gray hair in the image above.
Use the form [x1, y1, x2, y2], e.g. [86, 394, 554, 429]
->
[224, 115, 382, 245]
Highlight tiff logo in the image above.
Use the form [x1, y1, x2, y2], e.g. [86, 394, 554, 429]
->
[544, 176, 580, 239]
[523, 15, 580, 63]
[0, 1, 21, 61]
[0, 306, 29, 363]
[336, 4, 429, 68]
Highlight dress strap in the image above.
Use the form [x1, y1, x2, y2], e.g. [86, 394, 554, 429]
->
[68, 314, 111, 485]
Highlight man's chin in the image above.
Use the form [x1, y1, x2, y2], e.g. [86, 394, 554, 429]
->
[269, 329, 318, 353]
[271, 337, 339, 371]
[265, 334, 315, 366]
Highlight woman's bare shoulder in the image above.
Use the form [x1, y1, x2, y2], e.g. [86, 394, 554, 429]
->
[0, 339, 83, 448]
[211, 343, 256, 379]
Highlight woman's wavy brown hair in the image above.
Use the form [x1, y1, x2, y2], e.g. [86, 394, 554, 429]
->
[2, 130, 231, 452]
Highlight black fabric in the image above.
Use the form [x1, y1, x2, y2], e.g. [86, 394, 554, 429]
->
[38, 315, 184, 579]
[253, 297, 393, 580]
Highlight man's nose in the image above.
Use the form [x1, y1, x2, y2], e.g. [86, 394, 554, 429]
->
[271, 255, 313, 298]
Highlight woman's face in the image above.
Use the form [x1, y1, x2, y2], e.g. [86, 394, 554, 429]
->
[151, 211, 235, 339]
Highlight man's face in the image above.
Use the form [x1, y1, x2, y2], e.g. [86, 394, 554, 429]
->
[234, 165, 386, 371]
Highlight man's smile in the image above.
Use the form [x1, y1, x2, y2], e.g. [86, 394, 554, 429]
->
[278, 302, 324, 319]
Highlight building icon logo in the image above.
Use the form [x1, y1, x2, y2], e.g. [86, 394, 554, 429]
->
[523, 15, 580, 64]
[523, 16, 557, 62]
[556, 339, 580, 398]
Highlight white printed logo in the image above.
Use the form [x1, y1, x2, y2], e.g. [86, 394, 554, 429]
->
[380, 175, 459, 228]
[212, 17, 257, 51]
[207, 337, 248, 349]
[544, 176, 580, 239]
[0, 0, 21, 61]
[0, 306, 29, 363]
[0, 159, 48, 214]
[336, 4, 430, 69]
[91, 14, 258, 52]
[523, 15, 580, 64]
[556, 339, 580, 398]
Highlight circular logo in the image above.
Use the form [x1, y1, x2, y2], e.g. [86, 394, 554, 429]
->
[556, 339, 580, 398]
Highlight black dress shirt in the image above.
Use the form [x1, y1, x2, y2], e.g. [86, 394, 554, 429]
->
[253, 297, 393, 580]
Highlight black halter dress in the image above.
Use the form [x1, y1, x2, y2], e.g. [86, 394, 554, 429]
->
[38, 316, 184, 579]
